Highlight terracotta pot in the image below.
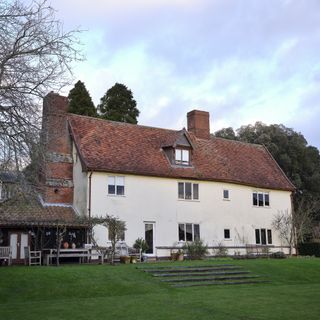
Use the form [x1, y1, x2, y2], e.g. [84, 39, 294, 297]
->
[177, 253, 184, 261]
[63, 242, 69, 249]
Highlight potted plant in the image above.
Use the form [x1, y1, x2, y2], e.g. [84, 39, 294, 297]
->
[120, 256, 131, 264]
[176, 249, 184, 261]
[133, 238, 149, 261]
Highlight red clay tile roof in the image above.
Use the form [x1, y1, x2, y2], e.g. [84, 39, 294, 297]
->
[0, 194, 88, 227]
[68, 114, 294, 191]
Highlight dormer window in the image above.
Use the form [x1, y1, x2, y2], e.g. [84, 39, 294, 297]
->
[175, 148, 190, 166]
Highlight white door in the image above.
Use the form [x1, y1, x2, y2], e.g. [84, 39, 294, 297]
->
[10, 234, 18, 259]
[20, 233, 28, 259]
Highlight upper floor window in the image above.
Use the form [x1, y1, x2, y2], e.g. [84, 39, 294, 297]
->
[179, 223, 200, 241]
[252, 191, 270, 207]
[108, 176, 125, 196]
[178, 182, 199, 200]
[223, 189, 230, 200]
[175, 148, 190, 166]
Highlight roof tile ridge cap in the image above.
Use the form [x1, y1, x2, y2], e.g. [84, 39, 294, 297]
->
[67, 113, 107, 123]
[261, 144, 296, 190]
[67, 113, 182, 133]
[212, 136, 265, 148]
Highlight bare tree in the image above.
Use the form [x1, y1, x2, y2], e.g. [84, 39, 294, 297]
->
[273, 198, 318, 255]
[293, 197, 318, 245]
[272, 210, 294, 255]
[0, 0, 82, 171]
[91, 215, 126, 265]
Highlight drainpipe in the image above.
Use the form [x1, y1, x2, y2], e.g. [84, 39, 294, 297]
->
[291, 191, 297, 256]
[88, 171, 93, 243]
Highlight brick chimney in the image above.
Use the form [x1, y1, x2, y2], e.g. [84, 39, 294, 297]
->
[40, 92, 73, 204]
[187, 110, 210, 139]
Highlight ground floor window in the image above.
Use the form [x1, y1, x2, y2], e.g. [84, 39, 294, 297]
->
[255, 228, 272, 245]
[224, 229, 230, 239]
[178, 223, 200, 241]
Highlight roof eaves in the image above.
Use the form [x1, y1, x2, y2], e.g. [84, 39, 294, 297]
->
[84, 168, 294, 191]
[67, 119, 88, 172]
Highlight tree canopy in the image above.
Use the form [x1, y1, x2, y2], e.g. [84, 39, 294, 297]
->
[68, 80, 97, 117]
[215, 122, 320, 197]
[98, 83, 140, 124]
[0, 0, 81, 171]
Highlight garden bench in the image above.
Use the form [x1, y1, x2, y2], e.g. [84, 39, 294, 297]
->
[0, 246, 12, 266]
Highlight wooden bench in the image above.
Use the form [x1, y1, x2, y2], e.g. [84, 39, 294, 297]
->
[0, 246, 12, 266]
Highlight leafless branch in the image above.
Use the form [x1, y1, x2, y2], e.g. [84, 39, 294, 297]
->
[0, 0, 83, 172]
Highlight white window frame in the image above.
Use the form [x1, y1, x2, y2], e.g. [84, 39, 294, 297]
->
[252, 191, 270, 207]
[255, 228, 272, 245]
[178, 223, 200, 242]
[223, 189, 230, 200]
[175, 148, 190, 166]
[108, 176, 125, 196]
[224, 229, 231, 240]
[178, 182, 199, 200]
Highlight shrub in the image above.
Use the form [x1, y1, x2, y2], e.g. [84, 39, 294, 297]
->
[215, 242, 228, 257]
[183, 240, 208, 260]
[133, 238, 148, 253]
[298, 242, 320, 257]
[270, 251, 286, 259]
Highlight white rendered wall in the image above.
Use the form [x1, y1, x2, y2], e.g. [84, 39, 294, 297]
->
[72, 143, 88, 216]
[90, 172, 292, 256]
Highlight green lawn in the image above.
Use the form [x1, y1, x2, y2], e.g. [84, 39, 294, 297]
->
[0, 258, 319, 320]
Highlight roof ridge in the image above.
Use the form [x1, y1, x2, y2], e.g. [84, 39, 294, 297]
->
[67, 113, 183, 134]
[212, 136, 264, 148]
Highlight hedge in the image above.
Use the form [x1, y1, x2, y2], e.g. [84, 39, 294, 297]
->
[298, 242, 320, 257]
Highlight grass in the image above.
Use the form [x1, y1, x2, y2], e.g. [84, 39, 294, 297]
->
[0, 258, 320, 320]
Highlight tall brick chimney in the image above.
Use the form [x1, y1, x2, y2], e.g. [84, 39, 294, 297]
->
[187, 110, 210, 139]
[40, 92, 73, 204]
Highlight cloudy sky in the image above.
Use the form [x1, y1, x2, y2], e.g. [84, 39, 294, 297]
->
[52, 0, 319, 148]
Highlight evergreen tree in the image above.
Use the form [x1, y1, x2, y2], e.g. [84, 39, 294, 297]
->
[68, 80, 97, 116]
[98, 83, 140, 124]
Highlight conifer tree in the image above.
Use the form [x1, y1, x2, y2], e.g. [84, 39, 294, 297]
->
[98, 83, 140, 124]
[68, 80, 97, 116]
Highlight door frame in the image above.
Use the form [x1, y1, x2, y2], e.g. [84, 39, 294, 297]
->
[144, 221, 156, 256]
[9, 231, 30, 263]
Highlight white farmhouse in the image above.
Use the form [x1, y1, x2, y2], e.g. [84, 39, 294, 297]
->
[40, 92, 295, 258]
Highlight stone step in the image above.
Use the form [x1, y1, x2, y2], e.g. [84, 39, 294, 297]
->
[138, 264, 235, 270]
[161, 275, 259, 283]
[153, 270, 250, 277]
[142, 266, 243, 273]
[172, 279, 270, 288]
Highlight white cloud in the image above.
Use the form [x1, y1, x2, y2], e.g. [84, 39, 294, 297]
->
[51, 0, 320, 148]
